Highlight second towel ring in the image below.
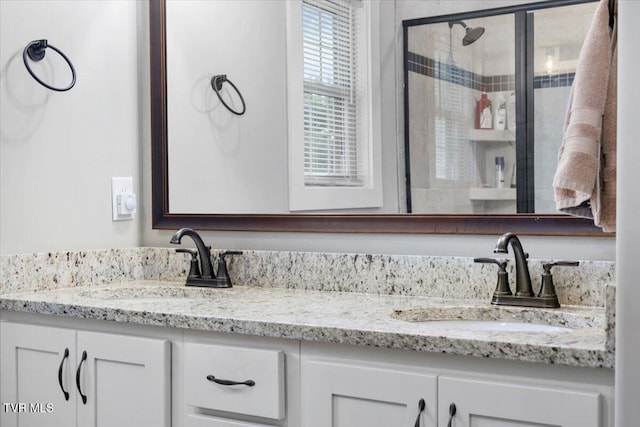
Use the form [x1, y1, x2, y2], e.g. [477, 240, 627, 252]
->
[211, 74, 246, 116]
[23, 39, 76, 92]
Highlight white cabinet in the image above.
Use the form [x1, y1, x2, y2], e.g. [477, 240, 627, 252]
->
[301, 357, 437, 427]
[0, 313, 612, 427]
[180, 331, 300, 427]
[301, 344, 608, 427]
[75, 330, 171, 427]
[183, 342, 285, 423]
[0, 323, 76, 427]
[439, 376, 600, 427]
[0, 322, 170, 427]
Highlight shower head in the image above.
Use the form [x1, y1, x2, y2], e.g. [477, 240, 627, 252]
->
[463, 26, 485, 46]
[448, 20, 485, 46]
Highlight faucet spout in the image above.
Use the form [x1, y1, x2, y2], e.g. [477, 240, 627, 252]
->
[170, 228, 214, 278]
[493, 232, 533, 297]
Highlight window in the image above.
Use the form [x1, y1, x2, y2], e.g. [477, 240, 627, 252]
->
[287, 0, 382, 211]
[302, 0, 361, 187]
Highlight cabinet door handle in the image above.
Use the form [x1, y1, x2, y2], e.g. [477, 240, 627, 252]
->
[414, 398, 426, 427]
[75, 350, 88, 404]
[57, 348, 70, 401]
[206, 374, 255, 387]
[447, 403, 457, 427]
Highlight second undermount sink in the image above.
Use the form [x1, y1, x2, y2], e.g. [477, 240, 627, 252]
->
[391, 305, 600, 333]
[414, 319, 573, 333]
[75, 285, 222, 303]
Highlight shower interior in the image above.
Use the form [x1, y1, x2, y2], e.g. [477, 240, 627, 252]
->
[404, 2, 597, 215]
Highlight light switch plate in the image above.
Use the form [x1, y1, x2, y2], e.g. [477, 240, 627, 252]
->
[112, 177, 136, 221]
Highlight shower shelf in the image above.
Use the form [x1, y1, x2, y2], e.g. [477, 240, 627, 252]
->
[469, 129, 515, 142]
[469, 187, 516, 201]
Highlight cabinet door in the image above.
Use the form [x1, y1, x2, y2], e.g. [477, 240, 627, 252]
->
[301, 359, 437, 427]
[0, 322, 77, 427]
[75, 330, 171, 427]
[438, 376, 601, 427]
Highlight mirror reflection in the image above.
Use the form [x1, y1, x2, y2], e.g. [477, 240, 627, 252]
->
[163, 0, 597, 216]
[405, 1, 597, 214]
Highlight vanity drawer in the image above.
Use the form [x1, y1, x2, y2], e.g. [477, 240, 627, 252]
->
[183, 342, 285, 420]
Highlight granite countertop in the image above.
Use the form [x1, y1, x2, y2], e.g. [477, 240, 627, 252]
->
[0, 280, 612, 369]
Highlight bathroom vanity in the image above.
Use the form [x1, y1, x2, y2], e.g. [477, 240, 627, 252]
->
[0, 248, 615, 427]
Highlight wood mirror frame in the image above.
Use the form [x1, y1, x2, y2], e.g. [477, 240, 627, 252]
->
[149, 0, 603, 236]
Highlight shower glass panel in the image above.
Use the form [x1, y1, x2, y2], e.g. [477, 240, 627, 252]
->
[531, 2, 599, 213]
[406, 14, 516, 214]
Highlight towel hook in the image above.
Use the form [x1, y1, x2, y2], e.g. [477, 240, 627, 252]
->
[608, 0, 616, 30]
[23, 39, 76, 92]
[210, 74, 246, 116]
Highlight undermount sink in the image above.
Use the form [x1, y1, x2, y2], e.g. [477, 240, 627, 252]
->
[391, 305, 599, 333]
[75, 285, 221, 302]
[415, 319, 573, 333]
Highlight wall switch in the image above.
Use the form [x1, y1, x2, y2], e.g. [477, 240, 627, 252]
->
[112, 177, 136, 221]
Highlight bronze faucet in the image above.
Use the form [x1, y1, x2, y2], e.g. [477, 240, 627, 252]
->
[476, 233, 579, 308]
[493, 232, 534, 297]
[170, 228, 215, 279]
[481, 232, 571, 308]
[170, 228, 242, 288]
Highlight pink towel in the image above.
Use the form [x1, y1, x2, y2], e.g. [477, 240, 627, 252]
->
[553, 0, 617, 232]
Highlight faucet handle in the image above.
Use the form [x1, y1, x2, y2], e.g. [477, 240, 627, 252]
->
[176, 248, 201, 279]
[216, 251, 244, 287]
[474, 257, 508, 271]
[176, 248, 197, 257]
[474, 257, 511, 296]
[542, 260, 579, 273]
[221, 250, 243, 257]
[538, 261, 579, 301]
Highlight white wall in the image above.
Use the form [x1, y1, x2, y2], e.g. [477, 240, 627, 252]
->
[0, 0, 141, 254]
[166, 0, 289, 214]
[166, 0, 400, 215]
[615, 1, 640, 424]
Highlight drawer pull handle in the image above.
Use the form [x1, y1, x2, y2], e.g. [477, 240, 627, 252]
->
[447, 403, 457, 427]
[414, 398, 425, 427]
[58, 348, 70, 401]
[206, 374, 255, 387]
[76, 350, 88, 404]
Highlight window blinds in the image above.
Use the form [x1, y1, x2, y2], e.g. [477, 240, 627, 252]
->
[302, 0, 363, 187]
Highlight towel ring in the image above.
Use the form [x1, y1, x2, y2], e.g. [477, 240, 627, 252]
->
[23, 40, 76, 92]
[210, 74, 246, 116]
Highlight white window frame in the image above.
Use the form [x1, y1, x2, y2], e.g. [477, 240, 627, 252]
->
[286, 0, 383, 212]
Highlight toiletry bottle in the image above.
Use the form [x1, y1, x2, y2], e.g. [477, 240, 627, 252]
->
[495, 156, 505, 188]
[494, 95, 506, 131]
[507, 91, 516, 130]
[476, 87, 492, 129]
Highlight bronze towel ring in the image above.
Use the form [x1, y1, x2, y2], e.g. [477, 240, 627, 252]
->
[23, 40, 76, 92]
[210, 74, 246, 116]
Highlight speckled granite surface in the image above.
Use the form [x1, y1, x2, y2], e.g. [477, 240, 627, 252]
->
[0, 248, 615, 368]
[0, 281, 611, 368]
[1, 248, 615, 306]
[230, 251, 614, 306]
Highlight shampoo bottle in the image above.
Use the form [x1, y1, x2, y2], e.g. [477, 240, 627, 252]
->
[476, 87, 493, 129]
[507, 91, 516, 130]
[494, 95, 506, 131]
[495, 156, 505, 188]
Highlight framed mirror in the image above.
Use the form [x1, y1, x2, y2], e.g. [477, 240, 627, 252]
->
[150, 0, 604, 236]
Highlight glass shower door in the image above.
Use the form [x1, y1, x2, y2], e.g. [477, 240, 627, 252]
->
[405, 14, 516, 214]
[531, 2, 598, 213]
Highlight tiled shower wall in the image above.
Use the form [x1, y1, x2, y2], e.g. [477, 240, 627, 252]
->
[407, 50, 575, 214]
